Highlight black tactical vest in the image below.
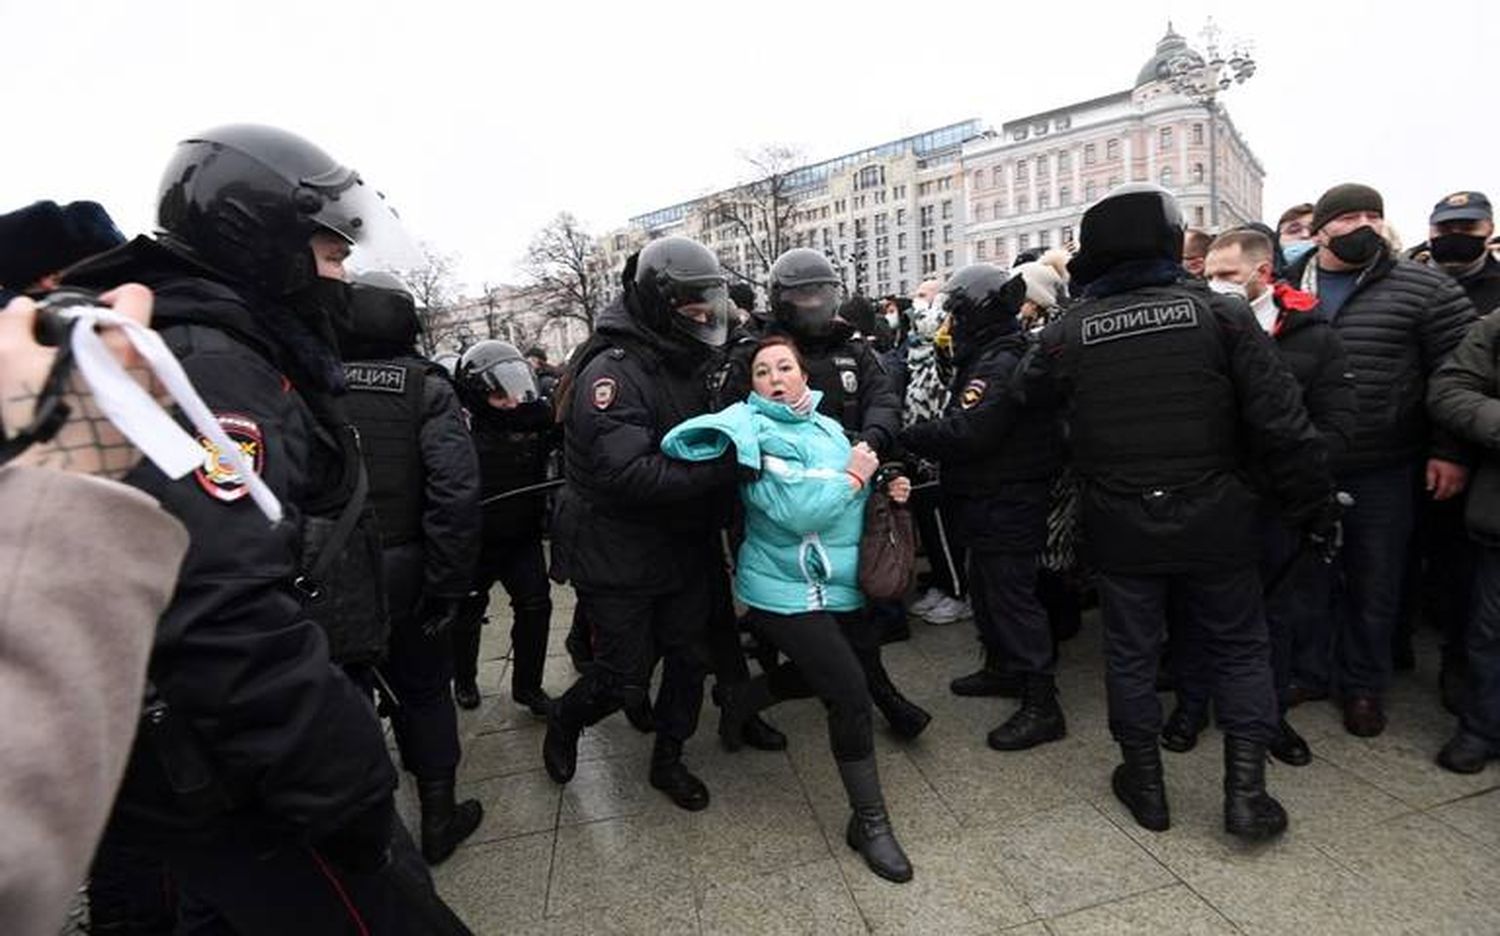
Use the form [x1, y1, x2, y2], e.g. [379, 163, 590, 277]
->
[342, 359, 426, 546]
[1061, 285, 1241, 488]
[804, 342, 867, 436]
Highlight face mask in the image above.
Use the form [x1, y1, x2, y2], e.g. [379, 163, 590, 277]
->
[884, 311, 900, 330]
[1282, 240, 1316, 265]
[1326, 226, 1384, 266]
[1429, 233, 1490, 266]
[1208, 278, 1247, 298]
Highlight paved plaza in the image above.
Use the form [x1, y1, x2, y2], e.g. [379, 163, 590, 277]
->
[413, 585, 1500, 935]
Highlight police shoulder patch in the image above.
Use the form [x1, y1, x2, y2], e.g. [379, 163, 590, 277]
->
[195, 413, 265, 503]
[592, 377, 618, 410]
[960, 378, 987, 409]
[343, 362, 407, 394]
[1080, 299, 1198, 346]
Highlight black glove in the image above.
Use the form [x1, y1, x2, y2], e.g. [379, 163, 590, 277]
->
[314, 796, 394, 875]
[416, 594, 464, 638]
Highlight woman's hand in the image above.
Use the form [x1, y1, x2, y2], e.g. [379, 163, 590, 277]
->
[845, 441, 878, 487]
[886, 475, 911, 504]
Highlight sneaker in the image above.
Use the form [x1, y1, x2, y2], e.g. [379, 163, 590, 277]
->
[922, 595, 972, 625]
[908, 587, 946, 617]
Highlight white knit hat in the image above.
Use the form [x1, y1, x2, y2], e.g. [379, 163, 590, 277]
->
[1015, 249, 1070, 309]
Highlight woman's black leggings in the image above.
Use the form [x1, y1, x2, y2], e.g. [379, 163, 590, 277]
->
[746, 608, 874, 761]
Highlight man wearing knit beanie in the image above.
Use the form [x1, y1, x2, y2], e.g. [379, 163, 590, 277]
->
[1281, 183, 1478, 740]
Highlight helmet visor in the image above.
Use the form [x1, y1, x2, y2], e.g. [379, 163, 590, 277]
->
[303, 167, 423, 275]
[476, 358, 539, 403]
[669, 281, 730, 348]
[779, 282, 841, 335]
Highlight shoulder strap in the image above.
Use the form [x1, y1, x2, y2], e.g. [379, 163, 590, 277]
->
[296, 459, 369, 597]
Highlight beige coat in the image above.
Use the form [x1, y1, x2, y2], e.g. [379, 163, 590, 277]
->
[0, 466, 188, 936]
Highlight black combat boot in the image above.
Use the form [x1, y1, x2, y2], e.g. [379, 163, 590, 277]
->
[452, 679, 481, 711]
[649, 736, 710, 811]
[416, 774, 483, 865]
[623, 695, 656, 733]
[716, 679, 785, 752]
[862, 652, 931, 740]
[1266, 718, 1311, 767]
[543, 688, 590, 784]
[949, 645, 1022, 698]
[511, 605, 553, 717]
[1112, 740, 1170, 831]
[837, 756, 913, 883]
[1159, 702, 1207, 753]
[986, 675, 1066, 751]
[1223, 736, 1288, 841]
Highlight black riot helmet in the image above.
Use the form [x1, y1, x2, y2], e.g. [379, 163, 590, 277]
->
[338, 271, 419, 360]
[1068, 182, 1185, 290]
[769, 248, 843, 339]
[155, 124, 418, 297]
[628, 236, 730, 349]
[940, 263, 1026, 352]
[458, 340, 539, 407]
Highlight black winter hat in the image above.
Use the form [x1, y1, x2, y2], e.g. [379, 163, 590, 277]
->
[1311, 184, 1383, 233]
[0, 200, 125, 289]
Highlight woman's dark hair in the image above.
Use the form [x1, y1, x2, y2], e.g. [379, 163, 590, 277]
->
[751, 334, 808, 375]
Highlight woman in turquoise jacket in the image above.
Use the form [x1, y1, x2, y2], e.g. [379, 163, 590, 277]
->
[662, 335, 915, 884]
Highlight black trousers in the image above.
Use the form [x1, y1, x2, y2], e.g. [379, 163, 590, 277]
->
[555, 578, 711, 743]
[1464, 546, 1500, 746]
[969, 550, 1054, 675]
[1099, 567, 1277, 746]
[379, 543, 461, 778]
[452, 535, 553, 696]
[705, 553, 752, 688]
[748, 609, 874, 761]
[913, 482, 966, 598]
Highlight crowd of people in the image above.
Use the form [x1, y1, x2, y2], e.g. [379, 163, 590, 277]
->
[1, 121, 1498, 934]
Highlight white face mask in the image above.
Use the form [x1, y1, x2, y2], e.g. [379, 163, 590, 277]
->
[1208, 278, 1247, 299]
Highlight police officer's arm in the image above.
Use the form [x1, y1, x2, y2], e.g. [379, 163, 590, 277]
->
[134, 345, 394, 838]
[1428, 313, 1500, 450]
[419, 374, 481, 597]
[1419, 276, 1480, 465]
[1304, 325, 1358, 458]
[855, 348, 902, 455]
[899, 359, 1025, 462]
[1214, 301, 1331, 519]
[585, 366, 735, 504]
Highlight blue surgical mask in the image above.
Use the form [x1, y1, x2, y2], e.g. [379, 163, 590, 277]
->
[1283, 240, 1316, 265]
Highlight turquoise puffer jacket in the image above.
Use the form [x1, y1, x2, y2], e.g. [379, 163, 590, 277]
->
[662, 391, 868, 614]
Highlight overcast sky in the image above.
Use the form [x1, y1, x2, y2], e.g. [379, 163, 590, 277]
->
[4, 0, 1495, 291]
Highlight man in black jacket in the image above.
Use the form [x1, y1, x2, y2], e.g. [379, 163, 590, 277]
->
[719, 248, 931, 740]
[1284, 183, 1478, 737]
[1023, 184, 1335, 841]
[1161, 229, 1357, 765]
[543, 237, 738, 812]
[900, 265, 1066, 752]
[339, 273, 484, 866]
[66, 125, 468, 933]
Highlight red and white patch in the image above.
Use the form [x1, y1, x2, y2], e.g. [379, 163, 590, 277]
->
[960, 379, 987, 409]
[194, 413, 265, 503]
[591, 377, 617, 410]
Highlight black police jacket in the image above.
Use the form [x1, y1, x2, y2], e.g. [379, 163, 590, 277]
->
[900, 329, 1064, 552]
[723, 317, 902, 457]
[64, 239, 395, 842]
[1284, 247, 1477, 473]
[470, 401, 556, 541]
[1429, 309, 1500, 543]
[550, 299, 736, 594]
[1030, 276, 1332, 574]
[343, 357, 481, 597]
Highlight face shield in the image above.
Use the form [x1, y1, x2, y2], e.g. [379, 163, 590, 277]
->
[474, 357, 539, 404]
[300, 164, 423, 276]
[665, 278, 730, 348]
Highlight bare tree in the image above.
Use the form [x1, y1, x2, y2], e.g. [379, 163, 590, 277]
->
[396, 244, 463, 355]
[703, 145, 804, 285]
[521, 212, 608, 332]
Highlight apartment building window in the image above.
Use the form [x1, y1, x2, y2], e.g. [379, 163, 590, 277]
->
[1084, 143, 1097, 166]
[897, 232, 907, 249]
[893, 184, 906, 198]
[1108, 176, 1121, 189]
[876, 259, 889, 279]
[1106, 138, 1119, 161]
[898, 256, 908, 273]
[1159, 126, 1172, 151]
[1037, 190, 1051, 210]
[974, 202, 987, 221]
[920, 205, 934, 226]
[993, 237, 1004, 255]
[1036, 156, 1049, 179]
[922, 253, 937, 274]
[993, 167, 1004, 187]
[920, 230, 934, 250]
[1038, 230, 1052, 248]
[942, 224, 952, 244]
[976, 241, 988, 260]
[918, 181, 932, 196]
[941, 200, 953, 220]
[896, 208, 907, 226]
[1194, 205, 1206, 226]
[1057, 150, 1071, 172]
[835, 199, 846, 214]
[1016, 193, 1029, 215]
[1160, 166, 1174, 187]
[838, 221, 847, 238]
[822, 228, 832, 247]
[1018, 233, 1030, 251]
[1058, 184, 1071, 206]
[854, 195, 866, 210]
[1061, 226, 1074, 247]
[992, 198, 1004, 217]
[973, 171, 986, 190]
[899, 279, 909, 294]
[1192, 163, 1204, 183]
[856, 165, 885, 190]
[874, 190, 886, 204]
[939, 177, 952, 191]
[1085, 180, 1098, 202]
[1016, 161, 1029, 183]
[943, 249, 954, 267]
[876, 236, 889, 258]
[1192, 123, 1204, 145]
[875, 213, 888, 235]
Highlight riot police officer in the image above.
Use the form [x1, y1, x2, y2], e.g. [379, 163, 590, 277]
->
[1022, 184, 1335, 841]
[451, 340, 556, 718]
[64, 125, 469, 931]
[723, 248, 930, 740]
[900, 264, 1067, 752]
[544, 236, 738, 811]
[337, 272, 484, 866]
